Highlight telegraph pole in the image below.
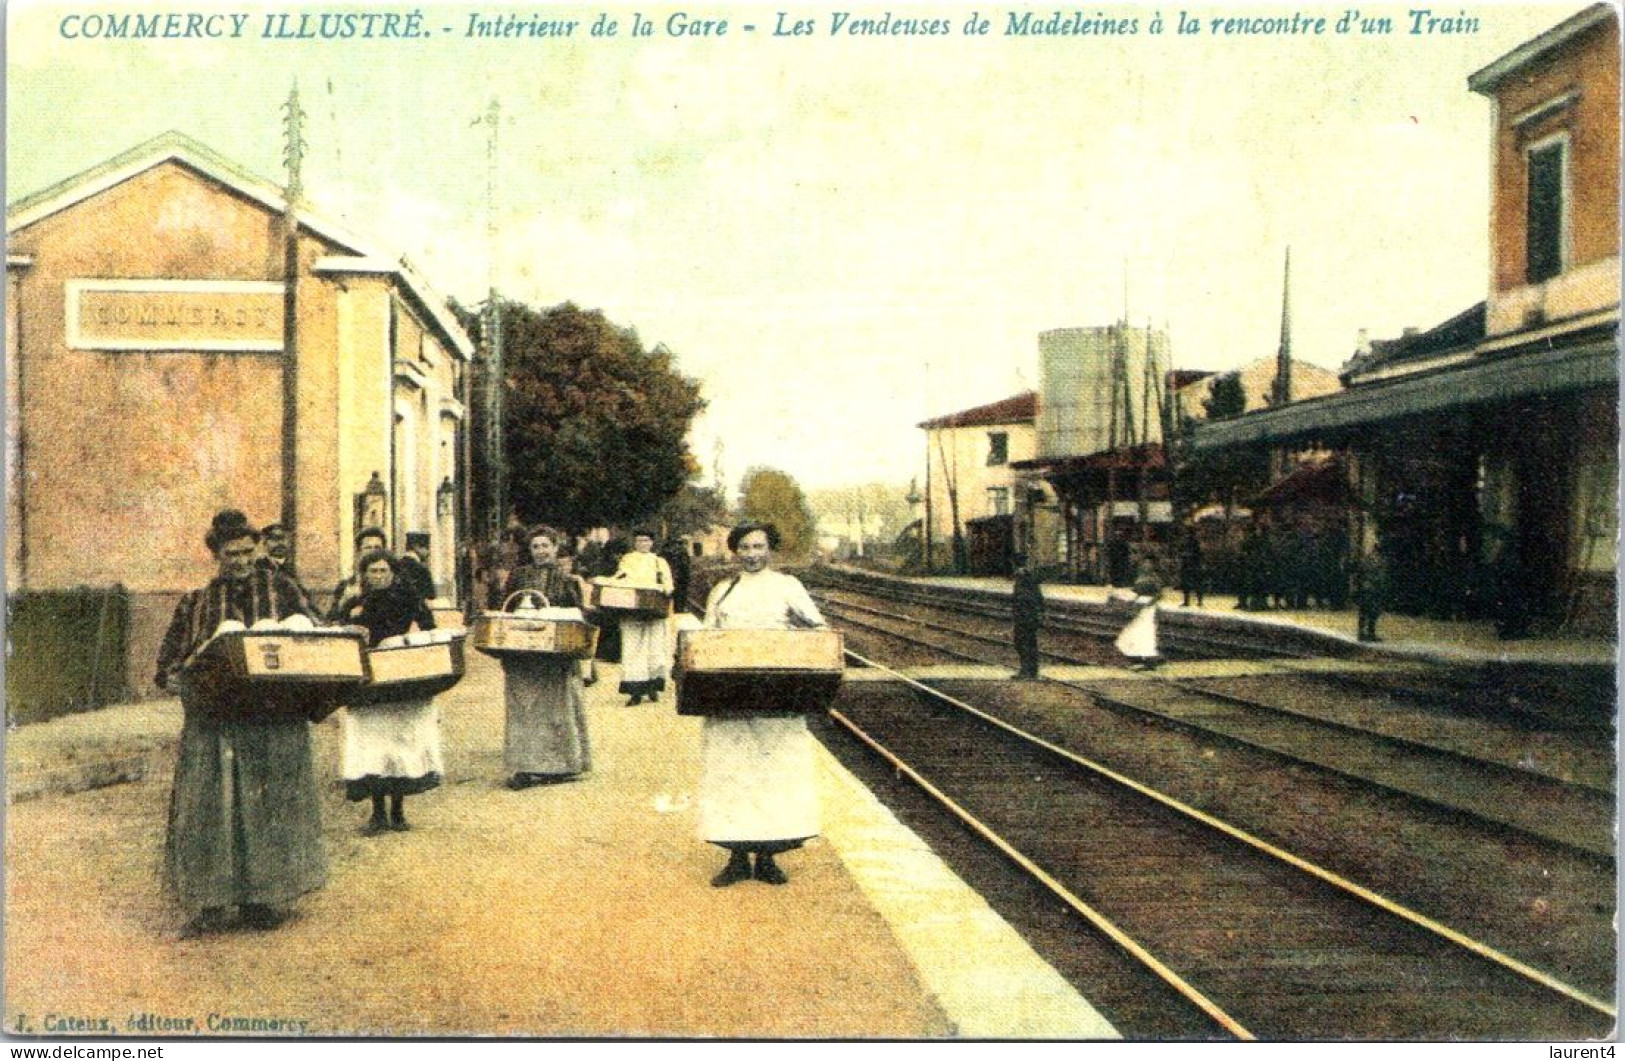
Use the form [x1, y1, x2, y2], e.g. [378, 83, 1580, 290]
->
[280, 82, 306, 563]
[479, 98, 507, 543]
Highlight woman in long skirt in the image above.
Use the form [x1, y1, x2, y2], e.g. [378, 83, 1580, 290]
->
[699, 521, 826, 887]
[611, 529, 674, 705]
[1114, 556, 1163, 671]
[500, 526, 592, 788]
[157, 509, 326, 936]
[335, 551, 443, 833]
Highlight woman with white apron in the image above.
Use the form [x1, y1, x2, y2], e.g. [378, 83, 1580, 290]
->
[699, 521, 826, 887]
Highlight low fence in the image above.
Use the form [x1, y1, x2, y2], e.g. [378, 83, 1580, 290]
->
[7, 586, 131, 724]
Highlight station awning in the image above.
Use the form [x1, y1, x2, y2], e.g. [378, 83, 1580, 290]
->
[1188, 336, 1616, 455]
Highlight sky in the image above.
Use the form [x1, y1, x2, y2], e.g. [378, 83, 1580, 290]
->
[5, 0, 1595, 494]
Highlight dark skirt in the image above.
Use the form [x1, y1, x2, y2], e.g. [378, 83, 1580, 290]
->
[344, 773, 443, 801]
[165, 709, 327, 914]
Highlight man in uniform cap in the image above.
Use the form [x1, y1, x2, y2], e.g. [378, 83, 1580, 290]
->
[397, 532, 436, 605]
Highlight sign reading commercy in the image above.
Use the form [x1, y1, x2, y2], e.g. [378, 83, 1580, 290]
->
[66, 279, 284, 351]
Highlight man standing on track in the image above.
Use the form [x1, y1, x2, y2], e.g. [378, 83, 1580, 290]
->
[1011, 553, 1043, 681]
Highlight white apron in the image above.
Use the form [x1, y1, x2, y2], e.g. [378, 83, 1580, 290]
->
[1115, 597, 1159, 660]
[697, 568, 827, 844]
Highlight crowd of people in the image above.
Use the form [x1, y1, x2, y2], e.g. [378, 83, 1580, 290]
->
[155, 510, 819, 939]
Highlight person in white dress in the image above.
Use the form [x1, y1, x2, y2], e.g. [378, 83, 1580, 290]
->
[334, 551, 444, 833]
[699, 522, 826, 887]
[610, 529, 675, 705]
[1113, 554, 1163, 670]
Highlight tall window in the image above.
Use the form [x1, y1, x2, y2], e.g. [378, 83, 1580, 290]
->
[1526, 138, 1567, 284]
[987, 431, 1009, 466]
[987, 486, 1010, 516]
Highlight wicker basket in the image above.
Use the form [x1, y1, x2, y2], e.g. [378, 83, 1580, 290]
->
[471, 611, 599, 661]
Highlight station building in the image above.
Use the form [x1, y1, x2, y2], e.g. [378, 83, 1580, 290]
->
[6, 131, 474, 701]
[916, 390, 1042, 575]
[1189, 4, 1619, 634]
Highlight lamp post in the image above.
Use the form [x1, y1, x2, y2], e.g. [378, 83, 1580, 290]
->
[355, 471, 388, 537]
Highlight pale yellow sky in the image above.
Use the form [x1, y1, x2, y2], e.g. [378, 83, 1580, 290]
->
[6, 1, 1598, 491]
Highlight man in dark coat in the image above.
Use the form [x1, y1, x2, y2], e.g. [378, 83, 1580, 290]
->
[1011, 553, 1044, 680]
[660, 536, 695, 616]
[1177, 530, 1205, 608]
[1237, 524, 1266, 611]
[397, 532, 437, 605]
[256, 522, 315, 612]
[1354, 545, 1389, 642]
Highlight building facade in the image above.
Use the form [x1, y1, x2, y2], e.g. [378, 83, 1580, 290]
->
[917, 391, 1039, 573]
[1189, 5, 1619, 634]
[6, 132, 474, 698]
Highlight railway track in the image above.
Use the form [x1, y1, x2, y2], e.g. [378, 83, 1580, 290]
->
[809, 583, 1614, 860]
[820, 651, 1616, 1040]
[805, 568, 1298, 661]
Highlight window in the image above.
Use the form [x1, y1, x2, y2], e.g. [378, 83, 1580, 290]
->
[987, 486, 1010, 516]
[987, 431, 1009, 466]
[1526, 138, 1567, 284]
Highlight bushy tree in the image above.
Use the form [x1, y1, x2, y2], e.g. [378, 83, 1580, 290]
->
[738, 467, 818, 560]
[657, 483, 729, 539]
[1203, 372, 1247, 421]
[806, 482, 914, 543]
[458, 299, 705, 533]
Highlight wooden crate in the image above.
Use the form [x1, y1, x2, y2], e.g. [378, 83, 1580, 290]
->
[586, 581, 672, 619]
[471, 613, 599, 661]
[349, 637, 467, 706]
[184, 629, 368, 723]
[430, 605, 466, 632]
[675, 629, 845, 717]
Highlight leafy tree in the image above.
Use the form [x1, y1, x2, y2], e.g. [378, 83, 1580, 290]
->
[457, 299, 705, 533]
[656, 483, 729, 539]
[738, 467, 818, 560]
[805, 482, 914, 544]
[1203, 372, 1247, 421]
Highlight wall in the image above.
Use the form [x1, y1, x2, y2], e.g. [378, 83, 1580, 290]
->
[7, 155, 469, 695]
[1486, 15, 1620, 334]
[923, 421, 1035, 547]
[5, 162, 311, 596]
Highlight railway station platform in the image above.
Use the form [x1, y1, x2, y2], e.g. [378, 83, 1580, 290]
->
[5, 654, 1118, 1040]
[830, 566, 1616, 669]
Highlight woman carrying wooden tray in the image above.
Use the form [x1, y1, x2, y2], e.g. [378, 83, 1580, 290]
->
[155, 510, 325, 937]
[609, 528, 675, 705]
[498, 526, 593, 789]
[698, 521, 827, 887]
[334, 550, 443, 833]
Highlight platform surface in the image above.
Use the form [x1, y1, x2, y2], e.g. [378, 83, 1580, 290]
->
[5, 653, 1114, 1039]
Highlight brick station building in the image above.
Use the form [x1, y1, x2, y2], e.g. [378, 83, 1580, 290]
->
[6, 131, 475, 701]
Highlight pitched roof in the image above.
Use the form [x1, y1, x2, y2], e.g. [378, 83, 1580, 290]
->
[918, 390, 1038, 429]
[7, 130, 472, 359]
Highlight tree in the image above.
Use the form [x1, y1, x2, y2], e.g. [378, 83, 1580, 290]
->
[456, 299, 705, 533]
[805, 482, 914, 545]
[656, 483, 728, 539]
[1203, 372, 1247, 421]
[738, 467, 818, 560]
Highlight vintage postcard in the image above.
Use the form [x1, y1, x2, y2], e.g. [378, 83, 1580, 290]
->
[4, 0, 1618, 1048]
